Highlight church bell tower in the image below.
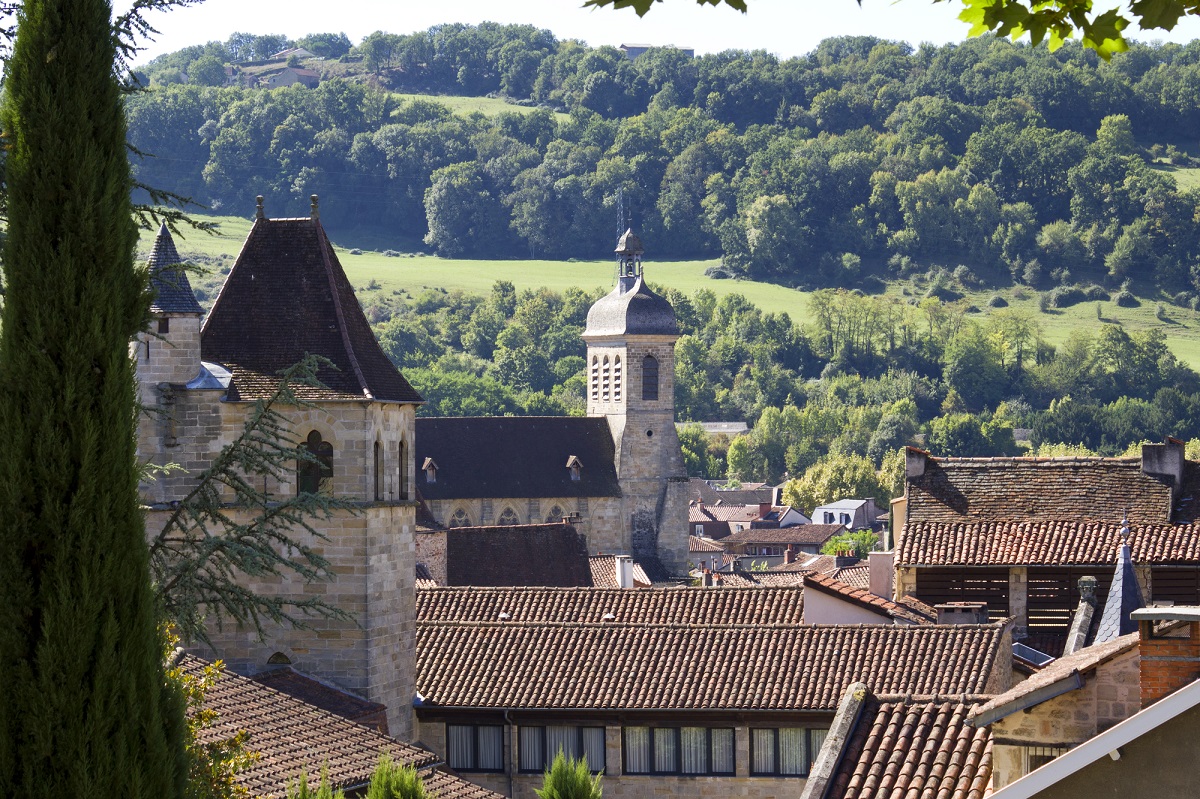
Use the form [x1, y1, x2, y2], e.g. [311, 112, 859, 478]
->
[582, 230, 688, 572]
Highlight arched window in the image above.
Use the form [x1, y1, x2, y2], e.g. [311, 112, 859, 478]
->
[448, 508, 471, 528]
[602, 355, 611, 401]
[297, 431, 333, 495]
[613, 355, 622, 402]
[642, 354, 659, 401]
[373, 440, 383, 501]
[545, 505, 565, 523]
[497, 507, 520, 526]
[398, 438, 409, 500]
[590, 356, 599, 401]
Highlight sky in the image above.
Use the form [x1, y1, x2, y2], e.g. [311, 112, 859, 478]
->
[131, 0, 1200, 65]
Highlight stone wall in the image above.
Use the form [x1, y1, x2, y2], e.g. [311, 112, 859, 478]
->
[991, 645, 1139, 788]
[424, 496, 627, 555]
[416, 529, 447, 585]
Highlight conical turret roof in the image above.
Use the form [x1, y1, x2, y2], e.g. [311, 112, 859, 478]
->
[201, 212, 422, 404]
[584, 230, 677, 338]
[147, 222, 203, 315]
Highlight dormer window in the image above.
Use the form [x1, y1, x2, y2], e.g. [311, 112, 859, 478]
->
[423, 457, 438, 484]
[567, 455, 583, 482]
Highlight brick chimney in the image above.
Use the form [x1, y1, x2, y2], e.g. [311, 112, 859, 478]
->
[783, 548, 795, 565]
[1132, 607, 1200, 708]
[1141, 436, 1186, 511]
[758, 502, 772, 519]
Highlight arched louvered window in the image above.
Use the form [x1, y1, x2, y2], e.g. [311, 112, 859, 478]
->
[602, 355, 611, 401]
[498, 507, 520, 526]
[297, 431, 334, 495]
[613, 355, 622, 401]
[642, 355, 659, 401]
[590, 356, 599, 401]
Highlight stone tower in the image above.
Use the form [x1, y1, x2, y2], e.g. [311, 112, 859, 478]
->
[582, 229, 689, 572]
[137, 198, 421, 737]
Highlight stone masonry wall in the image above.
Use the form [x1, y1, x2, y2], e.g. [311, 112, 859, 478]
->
[424, 496, 627, 556]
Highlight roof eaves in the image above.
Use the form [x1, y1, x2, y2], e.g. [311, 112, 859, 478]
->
[967, 671, 1085, 727]
[987, 677, 1200, 799]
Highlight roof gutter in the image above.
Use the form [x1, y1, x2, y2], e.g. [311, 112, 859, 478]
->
[967, 670, 1085, 727]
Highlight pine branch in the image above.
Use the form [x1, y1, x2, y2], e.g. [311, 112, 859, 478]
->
[149, 356, 362, 646]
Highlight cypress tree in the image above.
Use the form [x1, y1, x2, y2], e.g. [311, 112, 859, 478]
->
[0, 0, 187, 794]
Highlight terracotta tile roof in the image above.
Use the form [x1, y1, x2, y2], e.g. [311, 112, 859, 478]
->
[967, 631, 1139, 723]
[416, 612, 1004, 711]
[692, 503, 758, 523]
[588, 555, 652, 588]
[898, 520, 1200, 566]
[444, 524, 592, 587]
[414, 417, 620, 500]
[251, 667, 388, 732]
[723, 523, 846, 546]
[200, 216, 422, 403]
[179, 654, 437, 797]
[738, 570, 810, 587]
[906, 456, 1174, 525]
[830, 693, 993, 799]
[418, 585, 806, 625]
[420, 769, 506, 799]
[147, 222, 204, 315]
[689, 535, 724, 552]
[804, 573, 935, 625]
[830, 564, 870, 589]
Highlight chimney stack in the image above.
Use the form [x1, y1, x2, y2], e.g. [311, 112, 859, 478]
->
[1141, 436, 1186, 510]
[935, 602, 989, 625]
[1132, 607, 1200, 708]
[614, 554, 635, 589]
[868, 551, 894, 600]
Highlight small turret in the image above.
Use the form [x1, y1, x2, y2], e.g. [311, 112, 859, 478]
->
[139, 222, 203, 386]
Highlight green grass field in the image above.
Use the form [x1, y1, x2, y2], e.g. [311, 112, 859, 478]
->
[388, 92, 565, 119]
[1152, 163, 1200, 191]
[144, 212, 1200, 371]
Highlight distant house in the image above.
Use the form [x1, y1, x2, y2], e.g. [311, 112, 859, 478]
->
[689, 477, 779, 507]
[812, 498, 881, 529]
[619, 43, 695, 60]
[801, 573, 936, 626]
[722, 523, 846, 565]
[415, 586, 1010, 799]
[261, 66, 320, 88]
[271, 46, 315, 60]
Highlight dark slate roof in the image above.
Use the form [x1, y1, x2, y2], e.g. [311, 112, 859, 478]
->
[200, 216, 422, 403]
[1095, 542, 1145, 643]
[414, 417, 620, 499]
[445, 524, 593, 587]
[906, 456, 1175, 525]
[898, 520, 1200, 566]
[829, 693, 993, 799]
[583, 274, 678, 337]
[147, 222, 204, 315]
[415, 618, 1004, 711]
[688, 478, 778, 506]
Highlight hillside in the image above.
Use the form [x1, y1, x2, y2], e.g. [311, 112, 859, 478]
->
[142, 212, 1200, 373]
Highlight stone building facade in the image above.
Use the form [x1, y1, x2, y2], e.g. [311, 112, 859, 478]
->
[136, 205, 421, 737]
[415, 230, 689, 574]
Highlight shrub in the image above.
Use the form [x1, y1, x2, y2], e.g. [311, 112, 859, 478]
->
[1173, 291, 1194, 307]
[349, 248, 363, 255]
[365, 754, 427, 799]
[1156, 302, 1168, 321]
[1038, 292, 1052, 312]
[382, 249, 400, 257]
[1083, 285, 1110, 301]
[860, 275, 886, 294]
[366, 278, 381, 290]
[536, 752, 602, 799]
[1049, 285, 1086, 308]
[1115, 290, 1139, 307]
[987, 295, 1008, 308]
[1012, 287, 1031, 301]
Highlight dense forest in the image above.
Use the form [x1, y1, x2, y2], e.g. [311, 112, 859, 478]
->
[132, 27, 1200, 498]
[132, 27, 1200, 298]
